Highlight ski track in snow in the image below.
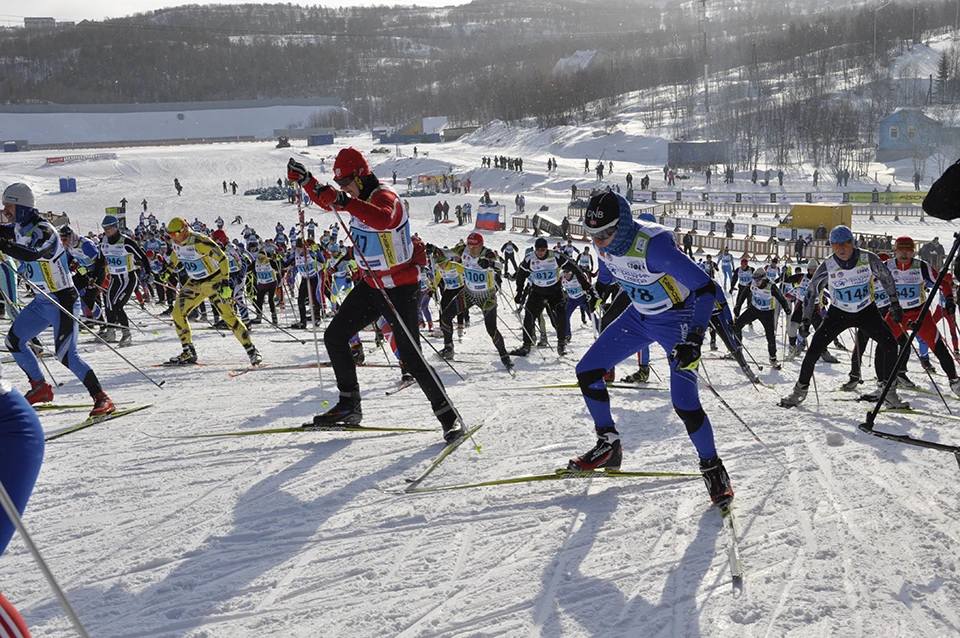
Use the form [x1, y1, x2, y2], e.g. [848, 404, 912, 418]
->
[1, 134, 960, 636]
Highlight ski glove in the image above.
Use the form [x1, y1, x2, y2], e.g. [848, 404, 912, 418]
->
[889, 303, 904, 324]
[669, 328, 704, 371]
[514, 289, 524, 305]
[947, 297, 957, 316]
[798, 318, 811, 338]
[287, 158, 311, 186]
[313, 184, 351, 211]
[586, 289, 601, 311]
[218, 284, 233, 300]
[477, 257, 490, 269]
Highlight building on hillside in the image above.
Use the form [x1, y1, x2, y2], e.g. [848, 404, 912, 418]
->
[552, 50, 614, 77]
[0, 98, 342, 148]
[668, 140, 732, 171]
[24, 17, 56, 29]
[378, 117, 447, 144]
[443, 125, 480, 141]
[875, 108, 960, 162]
[273, 127, 335, 146]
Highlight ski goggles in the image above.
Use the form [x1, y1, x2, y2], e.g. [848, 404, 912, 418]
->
[334, 174, 356, 188]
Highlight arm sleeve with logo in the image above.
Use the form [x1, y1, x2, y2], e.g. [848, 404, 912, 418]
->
[646, 232, 715, 331]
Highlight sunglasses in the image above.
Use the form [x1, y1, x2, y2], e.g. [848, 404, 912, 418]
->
[334, 175, 355, 188]
[585, 224, 617, 241]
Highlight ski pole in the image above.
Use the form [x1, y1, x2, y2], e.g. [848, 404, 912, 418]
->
[299, 206, 327, 404]
[21, 279, 165, 389]
[0, 480, 90, 638]
[910, 340, 951, 413]
[697, 363, 788, 471]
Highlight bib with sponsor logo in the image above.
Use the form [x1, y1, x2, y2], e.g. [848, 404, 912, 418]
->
[825, 253, 874, 312]
[599, 227, 689, 315]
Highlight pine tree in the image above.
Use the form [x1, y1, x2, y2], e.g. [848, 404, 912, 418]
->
[936, 52, 950, 105]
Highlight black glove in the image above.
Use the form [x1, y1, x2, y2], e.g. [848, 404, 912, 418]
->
[946, 297, 957, 315]
[586, 289, 600, 311]
[889, 303, 904, 324]
[287, 158, 311, 187]
[798, 318, 811, 338]
[477, 257, 490, 269]
[514, 289, 524, 305]
[670, 329, 704, 371]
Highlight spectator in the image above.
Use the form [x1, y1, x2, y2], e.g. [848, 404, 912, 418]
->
[725, 218, 734, 238]
[794, 236, 806, 263]
[751, 168, 758, 184]
[560, 216, 570, 240]
[705, 167, 712, 184]
[585, 158, 590, 173]
[626, 172, 633, 189]
[914, 171, 921, 190]
[682, 230, 694, 258]
[777, 169, 784, 186]
[571, 183, 577, 200]
[813, 169, 819, 187]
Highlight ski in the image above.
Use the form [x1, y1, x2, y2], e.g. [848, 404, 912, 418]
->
[720, 504, 744, 584]
[45, 404, 153, 441]
[858, 422, 960, 463]
[404, 421, 485, 489]
[385, 380, 416, 396]
[150, 423, 436, 439]
[501, 382, 663, 391]
[34, 401, 130, 412]
[393, 467, 700, 494]
[226, 362, 398, 377]
[270, 338, 308, 344]
[227, 363, 268, 377]
[880, 407, 960, 422]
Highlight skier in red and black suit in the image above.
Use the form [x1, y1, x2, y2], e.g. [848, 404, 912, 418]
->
[288, 148, 464, 442]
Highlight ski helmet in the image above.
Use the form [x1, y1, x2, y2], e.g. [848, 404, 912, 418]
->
[145, 249, 156, 260]
[2, 182, 37, 224]
[467, 232, 483, 247]
[333, 147, 370, 184]
[212, 229, 229, 245]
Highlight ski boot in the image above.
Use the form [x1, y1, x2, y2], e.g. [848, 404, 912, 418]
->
[950, 377, 960, 396]
[289, 321, 306, 330]
[312, 392, 362, 426]
[24, 379, 54, 405]
[536, 337, 549, 348]
[400, 372, 415, 384]
[769, 357, 782, 371]
[920, 357, 935, 374]
[779, 382, 809, 407]
[710, 340, 718, 351]
[97, 324, 108, 338]
[860, 381, 910, 408]
[351, 342, 365, 365]
[160, 307, 173, 316]
[168, 344, 198, 365]
[438, 344, 455, 361]
[819, 349, 840, 364]
[509, 344, 531, 357]
[623, 365, 650, 384]
[700, 456, 734, 508]
[271, 313, 279, 325]
[90, 391, 116, 417]
[457, 324, 464, 340]
[103, 327, 118, 342]
[557, 343, 566, 357]
[896, 372, 919, 390]
[568, 428, 622, 471]
[118, 329, 132, 347]
[840, 376, 862, 391]
[438, 407, 464, 443]
[500, 355, 514, 372]
[246, 345, 263, 366]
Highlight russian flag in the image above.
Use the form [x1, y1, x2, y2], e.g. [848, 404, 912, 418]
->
[474, 204, 501, 230]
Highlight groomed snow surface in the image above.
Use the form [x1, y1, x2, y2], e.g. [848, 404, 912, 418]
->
[1, 134, 959, 638]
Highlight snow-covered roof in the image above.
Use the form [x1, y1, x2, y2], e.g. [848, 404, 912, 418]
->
[422, 116, 448, 135]
[552, 50, 610, 77]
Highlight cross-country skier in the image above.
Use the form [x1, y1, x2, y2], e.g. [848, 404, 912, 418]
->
[780, 225, 907, 407]
[288, 148, 464, 442]
[0, 184, 114, 416]
[99, 214, 146, 346]
[0, 356, 44, 638]
[732, 267, 790, 369]
[510, 237, 592, 358]
[164, 217, 261, 366]
[570, 192, 734, 508]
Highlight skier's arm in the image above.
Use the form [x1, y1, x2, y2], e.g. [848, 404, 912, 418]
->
[513, 255, 532, 292]
[868, 252, 899, 307]
[921, 261, 953, 300]
[801, 263, 829, 322]
[646, 232, 715, 331]
[0, 225, 57, 262]
[771, 284, 790, 307]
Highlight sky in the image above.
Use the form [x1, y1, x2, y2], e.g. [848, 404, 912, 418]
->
[2, 0, 470, 25]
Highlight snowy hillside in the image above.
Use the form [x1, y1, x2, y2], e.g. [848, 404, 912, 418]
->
[0, 131, 959, 638]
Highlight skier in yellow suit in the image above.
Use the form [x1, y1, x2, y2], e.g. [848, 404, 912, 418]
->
[164, 217, 262, 366]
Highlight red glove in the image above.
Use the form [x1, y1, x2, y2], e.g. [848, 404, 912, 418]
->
[312, 184, 350, 211]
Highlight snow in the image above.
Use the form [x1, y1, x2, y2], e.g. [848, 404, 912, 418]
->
[1, 128, 960, 637]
